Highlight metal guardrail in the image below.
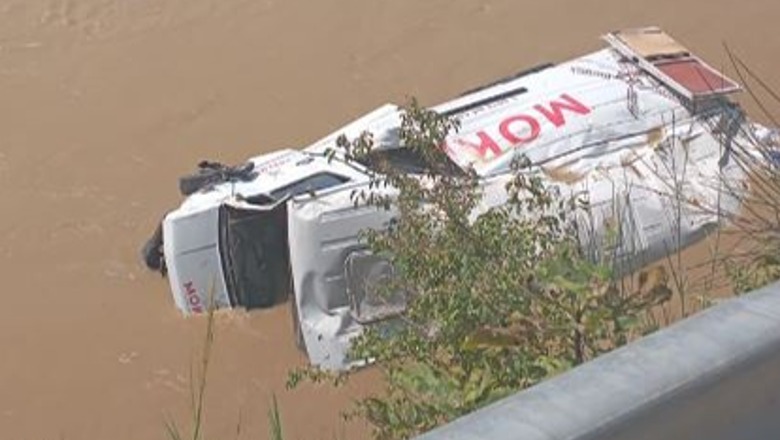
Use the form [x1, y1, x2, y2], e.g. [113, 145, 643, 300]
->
[415, 281, 780, 440]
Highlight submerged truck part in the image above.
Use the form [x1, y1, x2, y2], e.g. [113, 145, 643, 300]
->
[144, 28, 771, 369]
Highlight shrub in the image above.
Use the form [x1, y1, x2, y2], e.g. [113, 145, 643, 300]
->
[290, 99, 668, 439]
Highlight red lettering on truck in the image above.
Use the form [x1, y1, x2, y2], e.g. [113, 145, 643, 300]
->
[446, 93, 592, 162]
[499, 114, 541, 144]
[533, 93, 591, 127]
[451, 131, 503, 158]
[183, 281, 204, 313]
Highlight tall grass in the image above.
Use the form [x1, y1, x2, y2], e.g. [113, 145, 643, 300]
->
[163, 278, 290, 440]
[268, 394, 284, 440]
[702, 46, 780, 293]
[165, 280, 218, 440]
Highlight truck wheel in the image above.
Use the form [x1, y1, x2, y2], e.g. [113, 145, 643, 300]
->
[141, 222, 165, 273]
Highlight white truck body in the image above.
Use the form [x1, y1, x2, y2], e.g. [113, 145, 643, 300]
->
[151, 29, 774, 370]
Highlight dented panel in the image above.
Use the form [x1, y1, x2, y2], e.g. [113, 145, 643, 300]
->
[288, 185, 395, 369]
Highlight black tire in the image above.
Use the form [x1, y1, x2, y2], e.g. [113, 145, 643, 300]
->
[141, 222, 165, 272]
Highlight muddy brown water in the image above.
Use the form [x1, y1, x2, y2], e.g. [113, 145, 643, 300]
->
[0, 0, 778, 438]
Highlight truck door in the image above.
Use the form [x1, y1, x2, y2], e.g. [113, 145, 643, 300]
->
[287, 185, 397, 369]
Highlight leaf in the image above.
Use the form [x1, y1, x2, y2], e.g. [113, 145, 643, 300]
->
[462, 328, 522, 351]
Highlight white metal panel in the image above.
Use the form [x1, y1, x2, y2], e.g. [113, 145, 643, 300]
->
[287, 184, 395, 369]
[163, 206, 231, 315]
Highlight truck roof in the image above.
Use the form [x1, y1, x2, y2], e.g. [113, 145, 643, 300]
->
[306, 45, 734, 177]
[174, 29, 742, 216]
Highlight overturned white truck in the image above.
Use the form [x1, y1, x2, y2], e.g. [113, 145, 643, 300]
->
[143, 28, 775, 369]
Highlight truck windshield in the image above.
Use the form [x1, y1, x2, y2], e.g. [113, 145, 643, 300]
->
[270, 172, 349, 200]
[357, 147, 463, 176]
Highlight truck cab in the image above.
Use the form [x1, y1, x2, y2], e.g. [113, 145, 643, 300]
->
[160, 149, 371, 315]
